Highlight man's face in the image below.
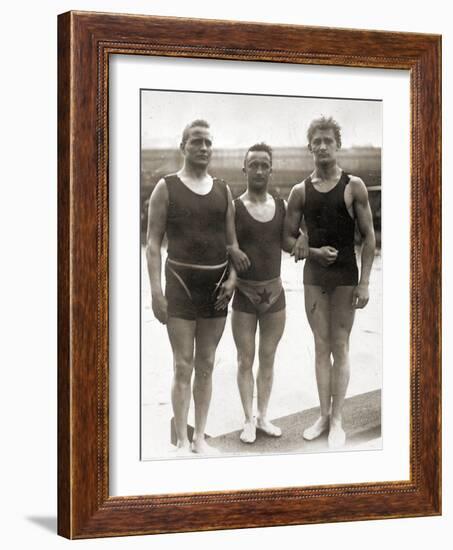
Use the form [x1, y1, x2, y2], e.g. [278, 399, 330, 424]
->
[181, 126, 213, 168]
[243, 151, 272, 191]
[309, 128, 339, 166]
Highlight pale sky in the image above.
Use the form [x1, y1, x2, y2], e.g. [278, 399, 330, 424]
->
[141, 89, 382, 150]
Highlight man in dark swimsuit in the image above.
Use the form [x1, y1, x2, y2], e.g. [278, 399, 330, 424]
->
[284, 117, 376, 448]
[146, 120, 250, 456]
[232, 143, 287, 443]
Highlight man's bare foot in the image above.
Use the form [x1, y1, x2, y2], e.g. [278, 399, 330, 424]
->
[303, 416, 329, 441]
[256, 417, 282, 437]
[191, 438, 221, 455]
[170, 442, 192, 457]
[328, 419, 346, 449]
[240, 421, 256, 443]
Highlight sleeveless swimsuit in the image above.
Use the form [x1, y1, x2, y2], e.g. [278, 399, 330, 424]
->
[164, 174, 229, 320]
[303, 171, 358, 291]
[232, 196, 286, 315]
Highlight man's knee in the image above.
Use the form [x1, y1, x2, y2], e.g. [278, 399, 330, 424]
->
[173, 358, 193, 385]
[331, 337, 349, 362]
[258, 346, 276, 368]
[237, 350, 254, 373]
[313, 335, 331, 358]
[194, 350, 216, 377]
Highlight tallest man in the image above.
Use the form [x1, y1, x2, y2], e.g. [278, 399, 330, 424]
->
[285, 116, 376, 448]
[146, 120, 249, 456]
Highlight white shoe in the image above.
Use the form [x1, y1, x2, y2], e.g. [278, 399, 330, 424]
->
[303, 416, 329, 441]
[328, 422, 346, 449]
[240, 421, 256, 443]
[256, 418, 282, 438]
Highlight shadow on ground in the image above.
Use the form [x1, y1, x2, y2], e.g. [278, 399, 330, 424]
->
[211, 389, 381, 455]
[26, 516, 57, 534]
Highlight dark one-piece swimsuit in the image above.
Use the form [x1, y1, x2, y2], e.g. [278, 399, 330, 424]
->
[164, 174, 229, 320]
[303, 171, 358, 292]
[232, 196, 286, 315]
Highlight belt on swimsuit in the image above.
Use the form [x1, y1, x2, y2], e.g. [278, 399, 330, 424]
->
[167, 258, 228, 270]
[236, 276, 283, 314]
[166, 258, 229, 300]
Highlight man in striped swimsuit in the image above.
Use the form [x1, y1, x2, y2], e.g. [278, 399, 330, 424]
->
[146, 120, 249, 456]
[284, 117, 376, 448]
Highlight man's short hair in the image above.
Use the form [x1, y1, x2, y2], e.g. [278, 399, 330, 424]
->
[244, 142, 273, 167]
[181, 119, 210, 147]
[307, 116, 342, 148]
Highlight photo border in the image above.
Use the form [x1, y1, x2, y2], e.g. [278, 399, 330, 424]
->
[58, 11, 441, 538]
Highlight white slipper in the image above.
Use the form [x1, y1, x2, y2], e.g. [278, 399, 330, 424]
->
[240, 421, 256, 443]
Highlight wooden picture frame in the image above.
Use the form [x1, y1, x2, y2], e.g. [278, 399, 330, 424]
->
[58, 11, 441, 539]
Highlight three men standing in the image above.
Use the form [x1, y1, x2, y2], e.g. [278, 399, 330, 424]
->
[146, 116, 376, 454]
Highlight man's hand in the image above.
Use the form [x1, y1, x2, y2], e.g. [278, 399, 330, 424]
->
[291, 231, 309, 261]
[311, 246, 338, 267]
[215, 279, 235, 311]
[352, 283, 370, 309]
[151, 293, 168, 324]
[228, 246, 251, 273]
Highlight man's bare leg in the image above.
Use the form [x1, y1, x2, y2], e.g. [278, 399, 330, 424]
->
[191, 316, 227, 454]
[167, 318, 196, 453]
[303, 285, 332, 440]
[232, 310, 258, 443]
[328, 286, 355, 448]
[256, 308, 285, 437]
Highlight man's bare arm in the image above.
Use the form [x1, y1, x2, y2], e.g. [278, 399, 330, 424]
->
[283, 183, 308, 259]
[351, 177, 376, 308]
[214, 265, 237, 311]
[225, 185, 251, 272]
[146, 178, 169, 323]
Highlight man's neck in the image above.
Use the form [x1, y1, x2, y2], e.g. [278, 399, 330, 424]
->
[180, 162, 209, 180]
[245, 187, 269, 204]
[314, 162, 341, 181]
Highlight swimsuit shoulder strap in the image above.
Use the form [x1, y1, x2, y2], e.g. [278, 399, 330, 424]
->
[304, 175, 313, 189]
[335, 171, 351, 200]
[233, 196, 246, 218]
[163, 174, 180, 205]
[164, 173, 180, 185]
[276, 196, 286, 216]
[212, 177, 228, 202]
[163, 173, 181, 194]
[340, 171, 351, 186]
[303, 176, 315, 203]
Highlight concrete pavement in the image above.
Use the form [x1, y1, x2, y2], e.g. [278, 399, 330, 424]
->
[210, 389, 381, 455]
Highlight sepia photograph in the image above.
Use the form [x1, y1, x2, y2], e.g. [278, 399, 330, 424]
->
[140, 89, 382, 460]
[52, 7, 442, 539]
